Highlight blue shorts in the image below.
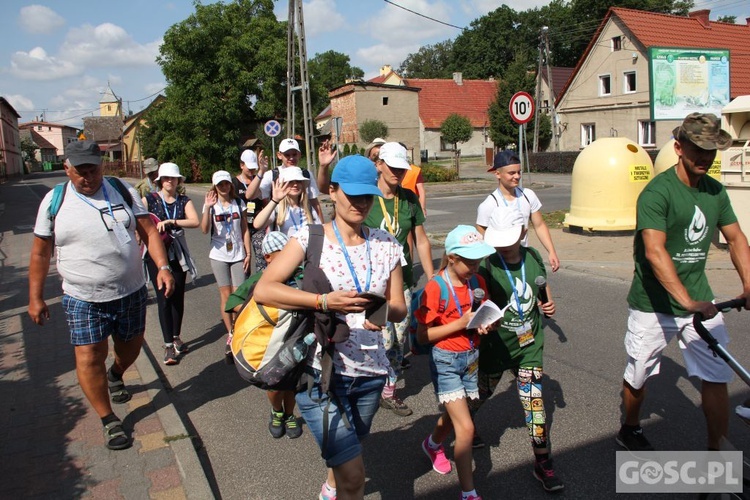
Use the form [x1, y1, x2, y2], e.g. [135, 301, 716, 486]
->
[296, 370, 386, 468]
[429, 346, 480, 404]
[62, 286, 148, 346]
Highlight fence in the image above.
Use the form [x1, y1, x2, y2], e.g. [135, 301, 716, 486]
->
[102, 161, 142, 179]
[527, 150, 660, 174]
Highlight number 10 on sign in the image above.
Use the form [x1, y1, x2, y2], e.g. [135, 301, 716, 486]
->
[509, 92, 534, 125]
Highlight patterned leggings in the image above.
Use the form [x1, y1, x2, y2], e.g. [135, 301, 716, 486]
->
[382, 289, 412, 385]
[470, 367, 548, 448]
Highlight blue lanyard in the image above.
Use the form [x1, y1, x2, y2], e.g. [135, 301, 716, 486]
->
[288, 207, 302, 231]
[72, 181, 115, 219]
[332, 220, 371, 293]
[442, 268, 475, 348]
[219, 201, 234, 237]
[160, 194, 177, 221]
[499, 253, 526, 322]
[499, 188, 521, 211]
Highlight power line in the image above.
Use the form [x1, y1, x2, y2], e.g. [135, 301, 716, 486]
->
[383, 0, 465, 30]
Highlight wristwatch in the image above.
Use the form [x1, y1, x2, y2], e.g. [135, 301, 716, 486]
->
[158, 265, 172, 272]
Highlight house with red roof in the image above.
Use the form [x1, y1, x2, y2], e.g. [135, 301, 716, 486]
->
[18, 120, 80, 161]
[555, 7, 750, 152]
[325, 65, 498, 163]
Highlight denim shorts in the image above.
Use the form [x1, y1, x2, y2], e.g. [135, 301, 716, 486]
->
[295, 370, 386, 468]
[429, 346, 480, 404]
[62, 286, 148, 346]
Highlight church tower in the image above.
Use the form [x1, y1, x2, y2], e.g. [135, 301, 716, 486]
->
[99, 83, 121, 117]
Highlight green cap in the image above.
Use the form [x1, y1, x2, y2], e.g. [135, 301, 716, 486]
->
[672, 112, 732, 151]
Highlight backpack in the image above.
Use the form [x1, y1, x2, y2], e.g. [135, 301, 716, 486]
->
[230, 225, 324, 391]
[408, 273, 480, 355]
[48, 177, 134, 221]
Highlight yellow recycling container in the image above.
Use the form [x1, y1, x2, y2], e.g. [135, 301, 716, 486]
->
[564, 137, 654, 233]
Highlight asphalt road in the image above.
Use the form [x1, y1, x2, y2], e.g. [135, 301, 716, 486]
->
[24, 173, 750, 499]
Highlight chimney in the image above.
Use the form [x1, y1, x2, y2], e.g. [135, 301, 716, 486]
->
[688, 9, 710, 28]
[380, 65, 392, 76]
[746, 17, 750, 27]
[453, 72, 463, 86]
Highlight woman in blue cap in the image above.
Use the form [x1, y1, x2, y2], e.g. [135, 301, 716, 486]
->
[254, 155, 407, 500]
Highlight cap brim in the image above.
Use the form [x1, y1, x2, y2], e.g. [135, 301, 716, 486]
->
[384, 158, 411, 170]
[452, 243, 496, 260]
[484, 226, 523, 248]
[68, 155, 102, 167]
[338, 182, 383, 197]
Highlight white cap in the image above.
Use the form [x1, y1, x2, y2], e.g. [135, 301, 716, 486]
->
[155, 162, 185, 181]
[240, 149, 259, 170]
[212, 170, 232, 185]
[484, 206, 525, 248]
[378, 142, 411, 170]
[279, 138, 300, 153]
[279, 166, 309, 183]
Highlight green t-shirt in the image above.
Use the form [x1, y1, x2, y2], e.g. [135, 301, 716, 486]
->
[224, 272, 262, 312]
[364, 186, 425, 288]
[627, 168, 737, 315]
[478, 247, 547, 373]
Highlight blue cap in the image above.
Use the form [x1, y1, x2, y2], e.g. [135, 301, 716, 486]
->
[444, 225, 495, 259]
[331, 155, 383, 197]
[489, 150, 520, 171]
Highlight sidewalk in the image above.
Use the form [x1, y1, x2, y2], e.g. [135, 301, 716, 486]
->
[0, 175, 213, 499]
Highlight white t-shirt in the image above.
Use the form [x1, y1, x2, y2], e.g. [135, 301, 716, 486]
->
[204, 198, 247, 262]
[267, 205, 322, 236]
[259, 166, 320, 200]
[294, 225, 403, 378]
[34, 180, 148, 302]
[476, 187, 542, 247]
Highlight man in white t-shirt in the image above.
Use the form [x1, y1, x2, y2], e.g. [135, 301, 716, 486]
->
[259, 138, 324, 222]
[28, 140, 174, 451]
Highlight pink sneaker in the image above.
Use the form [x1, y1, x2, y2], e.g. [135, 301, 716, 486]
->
[463, 495, 482, 500]
[319, 481, 336, 500]
[422, 436, 452, 474]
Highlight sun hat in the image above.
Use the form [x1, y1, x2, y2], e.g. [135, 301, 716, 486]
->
[279, 138, 301, 153]
[155, 162, 185, 181]
[365, 137, 386, 158]
[240, 149, 259, 170]
[672, 112, 732, 151]
[279, 166, 309, 183]
[484, 206, 526, 248]
[261, 231, 289, 256]
[378, 142, 411, 170]
[212, 170, 232, 185]
[330, 155, 383, 197]
[65, 140, 101, 167]
[444, 225, 495, 260]
[142, 158, 159, 174]
[488, 150, 521, 172]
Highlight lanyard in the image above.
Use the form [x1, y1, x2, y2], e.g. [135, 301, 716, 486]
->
[288, 207, 302, 231]
[499, 252, 526, 322]
[442, 268, 475, 347]
[72, 181, 115, 219]
[332, 219, 371, 293]
[160, 194, 177, 221]
[499, 188, 521, 211]
[378, 194, 399, 235]
[218, 201, 234, 238]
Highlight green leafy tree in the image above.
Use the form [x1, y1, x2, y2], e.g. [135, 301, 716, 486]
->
[717, 15, 737, 24]
[20, 136, 39, 163]
[142, 0, 287, 180]
[397, 40, 455, 78]
[452, 6, 522, 79]
[488, 54, 537, 149]
[440, 113, 473, 175]
[308, 50, 363, 116]
[359, 120, 388, 144]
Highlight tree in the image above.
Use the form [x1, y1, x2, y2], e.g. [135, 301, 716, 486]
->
[488, 54, 537, 149]
[142, 0, 287, 180]
[397, 40, 455, 79]
[717, 15, 737, 24]
[20, 136, 39, 164]
[359, 120, 388, 144]
[440, 113, 473, 175]
[308, 50, 364, 118]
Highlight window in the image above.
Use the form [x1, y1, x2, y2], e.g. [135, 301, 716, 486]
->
[612, 36, 622, 51]
[382, 97, 389, 106]
[638, 120, 656, 147]
[624, 71, 636, 93]
[581, 123, 596, 147]
[440, 137, 455, 151]
[599, 75, 611, 96]
[543, 99, 549, 112]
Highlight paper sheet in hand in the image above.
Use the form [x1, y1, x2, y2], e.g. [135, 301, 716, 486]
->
[467, 300, 503, 329]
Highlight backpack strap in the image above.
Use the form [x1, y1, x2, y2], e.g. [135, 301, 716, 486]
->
[105, 177, 134, 208]
[491, 189, 529, 206]
[256, 303, 277, 327]
[48, 181, 69, 219]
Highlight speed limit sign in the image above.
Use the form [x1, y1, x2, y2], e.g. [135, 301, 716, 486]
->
[509, 91, 535, 125]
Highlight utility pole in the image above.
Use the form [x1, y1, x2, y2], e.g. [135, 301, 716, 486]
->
[543, 27, 560, 152]
[532, 27, 545, 153]
[285, 0, 295, 139]
[286, 0, 316, 172]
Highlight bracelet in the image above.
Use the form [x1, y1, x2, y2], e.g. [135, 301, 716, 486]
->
[315, 293, 322, 311]
[271, 198, 280, 204]
[158, 265, 172, 272]
[321, 293, 329, 313]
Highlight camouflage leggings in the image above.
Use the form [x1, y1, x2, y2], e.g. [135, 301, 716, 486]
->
[382, 288, 412, 385]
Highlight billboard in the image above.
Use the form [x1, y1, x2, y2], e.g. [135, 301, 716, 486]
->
[649, 47, 730, 120]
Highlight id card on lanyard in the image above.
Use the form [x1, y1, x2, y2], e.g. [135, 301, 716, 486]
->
[74, 182, 131, 246]
[332, 220, 371, 293]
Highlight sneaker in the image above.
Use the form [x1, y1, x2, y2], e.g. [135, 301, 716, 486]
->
[472, 433, 485, 449]
[164, 345, 178, 365]
[269, 410, 285, 439]
[422, 436, 451, 474]
[379, 396, 413, 416]
[319, 481, 336, 500]
[616, 426, 654, 451]
[284, 414, 302, 439]
[463, 495, 482, 500]
[533, 458, 565, 492]
[173, 337, 189, 355]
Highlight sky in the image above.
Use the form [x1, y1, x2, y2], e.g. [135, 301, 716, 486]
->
[1, 0, 747, 128]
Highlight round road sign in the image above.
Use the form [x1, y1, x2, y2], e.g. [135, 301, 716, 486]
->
[509, 91, 535, 125]
[264, 120, 281, 137]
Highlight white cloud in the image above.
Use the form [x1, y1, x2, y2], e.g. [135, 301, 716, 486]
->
[4, 94, 34, 112]
[372, 0, 454, 45]
[357, 43, 421, 74]
[61, 23, 161, 67]
[18, 5, 65, 35]
[10, 47, 81, 81]
[304, 0, 345, 37]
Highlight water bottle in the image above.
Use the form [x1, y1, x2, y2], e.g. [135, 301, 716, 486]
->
[277, 333, 317, 369]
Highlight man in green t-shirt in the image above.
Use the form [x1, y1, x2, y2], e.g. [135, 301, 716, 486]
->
[618, 113, 750, 453]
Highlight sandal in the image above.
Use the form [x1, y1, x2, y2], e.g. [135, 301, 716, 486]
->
[103, 420, 131, 450]
[108, 378, 132, 404]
